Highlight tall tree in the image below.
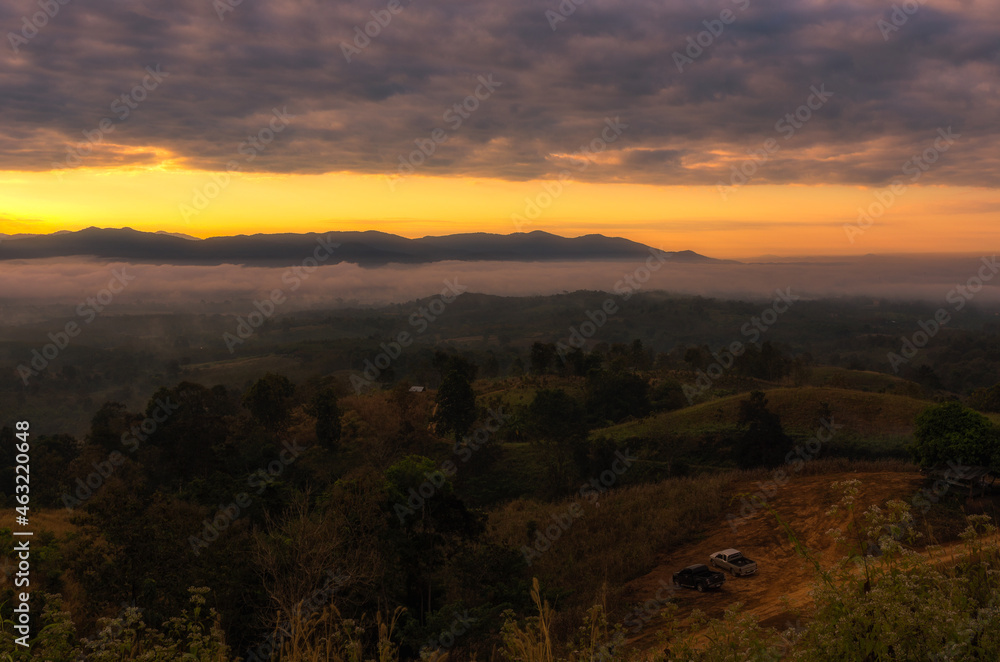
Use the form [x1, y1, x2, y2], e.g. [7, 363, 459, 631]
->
[307, 387, 342, 451]
[243, 373, 295, 433]
[85, 402, 136, 453]
[142, 382, 233, 484]
[432, 369, 477, 441]
[735, 390, 792, 469]
[526, 389, 591, 493]
[529, 342, 556, 375]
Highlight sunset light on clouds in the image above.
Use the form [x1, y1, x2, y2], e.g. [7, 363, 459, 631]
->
[1, 0, 998, 256]
[6, 3, 1000, 653]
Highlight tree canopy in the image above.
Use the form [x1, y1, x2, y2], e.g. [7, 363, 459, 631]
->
[912, 401, 1000, 468]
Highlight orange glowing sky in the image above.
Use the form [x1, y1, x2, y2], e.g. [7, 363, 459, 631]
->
[2, 167, 997, 259]
[1, 0, 997, 258]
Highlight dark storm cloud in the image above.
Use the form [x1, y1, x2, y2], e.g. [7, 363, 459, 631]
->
[1, 0, 998, 186]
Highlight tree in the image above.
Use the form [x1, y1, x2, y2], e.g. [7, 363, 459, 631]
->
[584, 370, 651, 424]
[31, 434, 80, 507]
[525, 389, 590, 494]
[307, 387, 342, 451]
[734, 391, 792, 469]
[141, 382, 234, 484]
[734, 342, 789, 381]
[525, 389, 589, 444]
[432, 369, 477, 441]
[432, 351, 477, 382]
[85, 402, 136, 453]
[529, 342, 556, 375]
[564, 347, 588, 376]
[483, 353, 500, 379]
[759, 341, 787, 381]
[915, 365, 943, 391]
[912, 401, 1000, 468]
[383, 457, 480, 622]
[650, 379, 687, 412]
[969, 382, 1000, 413]
[630, 339, 650, 370]
[684, 346, 706, 369]
[243, 373, 295, 432]
[67, 478, 210, 618]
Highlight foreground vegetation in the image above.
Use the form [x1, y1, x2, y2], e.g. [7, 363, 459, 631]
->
[4, 475, 1000, 661]
[2, 291, 1000, 659]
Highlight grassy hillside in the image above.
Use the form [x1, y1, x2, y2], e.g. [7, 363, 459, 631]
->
[599, 385, 930, 440]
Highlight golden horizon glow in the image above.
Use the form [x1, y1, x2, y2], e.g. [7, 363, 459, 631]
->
[2, 166, 998, 260]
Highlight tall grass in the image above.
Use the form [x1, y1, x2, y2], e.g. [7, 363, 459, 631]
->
[499, 579, 556, 662]
[273, 605, 413, 662]
[485, 458, 918, 640]
[729, 456, 917, 484]
[496, 480, 1000, 661]
[486, 471, 733, 635]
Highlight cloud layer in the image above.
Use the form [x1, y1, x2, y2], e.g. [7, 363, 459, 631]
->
[1, 255, 998, 315]
[2, 0, 998, 187]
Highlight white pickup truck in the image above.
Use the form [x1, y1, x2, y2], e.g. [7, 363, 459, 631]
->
[709, 549, 757, 576]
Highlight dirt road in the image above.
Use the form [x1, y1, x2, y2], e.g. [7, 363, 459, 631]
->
[621, 470, 926, 653]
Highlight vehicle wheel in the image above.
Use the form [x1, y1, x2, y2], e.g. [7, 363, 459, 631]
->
[696, 583, 705, 592]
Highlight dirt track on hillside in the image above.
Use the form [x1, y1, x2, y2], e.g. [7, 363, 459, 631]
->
[621, 470, 926, 655]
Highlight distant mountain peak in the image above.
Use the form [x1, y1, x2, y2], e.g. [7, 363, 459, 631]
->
[0, 227, 726, 267]
[155, 231, 201, 241]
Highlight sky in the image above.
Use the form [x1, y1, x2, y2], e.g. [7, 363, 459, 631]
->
[1, 0, 998, 258]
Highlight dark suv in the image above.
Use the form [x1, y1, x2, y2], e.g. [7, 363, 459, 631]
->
[672, 564, 726, 592]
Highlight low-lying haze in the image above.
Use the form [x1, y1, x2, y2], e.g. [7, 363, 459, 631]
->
[1, 255, 998, 324]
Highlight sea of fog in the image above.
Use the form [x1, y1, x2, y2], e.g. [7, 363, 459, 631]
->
[0, 254, 998, 323]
